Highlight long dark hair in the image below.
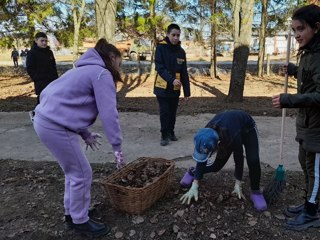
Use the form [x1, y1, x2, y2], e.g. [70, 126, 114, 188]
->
[94, 38, 122, 83]
[292, 4, 320, 30]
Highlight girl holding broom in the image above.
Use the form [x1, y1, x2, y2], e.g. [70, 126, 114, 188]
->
[272, 4, 320, 231]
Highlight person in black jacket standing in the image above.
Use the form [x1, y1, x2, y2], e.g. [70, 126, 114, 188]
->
[27, 32, 58, 110]
[154, 23, 191, 146]
[272, 4, 320, 231]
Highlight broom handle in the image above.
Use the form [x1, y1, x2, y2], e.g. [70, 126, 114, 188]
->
[279, 29, 292, 162]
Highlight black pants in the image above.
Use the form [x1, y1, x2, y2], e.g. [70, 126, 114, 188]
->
[298, 145, 320, 204]
[156, 96, 179, 138]
[13, 58, 18, 67]
[195, 126, 261, 191]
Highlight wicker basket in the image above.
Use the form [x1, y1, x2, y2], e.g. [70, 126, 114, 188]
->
[103, 157, 175, 214]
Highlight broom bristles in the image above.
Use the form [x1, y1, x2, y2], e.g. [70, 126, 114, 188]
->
[263, 178, 286, 204]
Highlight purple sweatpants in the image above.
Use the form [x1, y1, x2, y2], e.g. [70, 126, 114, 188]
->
[33, 114, 91, 224]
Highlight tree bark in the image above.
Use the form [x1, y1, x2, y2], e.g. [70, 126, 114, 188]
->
[257, 0, 268, 77]
[210, 0, 217, 79]
[72, 0, 86, 63]
[95, 0, 117, 44]
[150, 0, 157, 76]
[227, 0, 254, 102]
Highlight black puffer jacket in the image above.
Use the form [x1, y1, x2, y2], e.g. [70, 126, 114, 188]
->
[153, 37, 190, 98]
[26, 43, 58, 95]
[280, 35, 320, 152]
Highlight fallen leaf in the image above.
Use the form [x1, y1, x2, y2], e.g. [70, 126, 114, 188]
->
[158, 229, 166, 236]
[115, 231, 123, 239]
[150, 231, 156, 238]
[129, 229, 136, 237]
[149, 215, 158, 223]
[173, 224, 179, 233]
[210, 233, 217, 239]
[174, 210, 185, 218]
[263, 211, 272, 218]
[132, 216, 144, 224]
[248, 220, 257, 226]
[274, 214, 286, 220]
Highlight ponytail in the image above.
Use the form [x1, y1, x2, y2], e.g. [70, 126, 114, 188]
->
[94, 38, 122, 83]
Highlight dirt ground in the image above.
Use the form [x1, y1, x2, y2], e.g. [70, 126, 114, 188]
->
[1, 66, 319, 240]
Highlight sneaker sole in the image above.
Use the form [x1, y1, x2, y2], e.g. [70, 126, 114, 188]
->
[284, 209, 320, 218]
[284, 209, 302, 218]
[74, 225, 111, 238]
[285, 220, 320, 231]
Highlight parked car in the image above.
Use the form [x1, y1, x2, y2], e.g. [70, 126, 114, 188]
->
[128, 39, 151, 61]
[250, 45, 259, 55]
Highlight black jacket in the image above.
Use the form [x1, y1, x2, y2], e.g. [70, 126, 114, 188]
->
[153, 37, 190, 98]
[26, 43, 58, 95]
[194, 110, 256, 180]
[280, 35, 320, 152]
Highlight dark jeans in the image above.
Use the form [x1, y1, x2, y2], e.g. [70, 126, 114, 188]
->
[195, 126, 261, 191]
[156, 96, 179, 138]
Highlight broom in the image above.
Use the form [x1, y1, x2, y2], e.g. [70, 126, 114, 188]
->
[263, 28, 292, 204]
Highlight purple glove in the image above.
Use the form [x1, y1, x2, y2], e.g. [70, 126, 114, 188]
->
[114, 151, 126, 169]
[84, 133, 102, 151]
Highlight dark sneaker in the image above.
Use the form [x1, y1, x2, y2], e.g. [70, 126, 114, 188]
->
[284, 203, 305, 218]
[74, 218, 110, 238]
[64, 208, 99, 230]
[160, 137, 169, 146]
[170, 133, 178, 141]
[28, 110, 35, 122]
[64, 215, 73, 230]
[285, 210, 320, 231]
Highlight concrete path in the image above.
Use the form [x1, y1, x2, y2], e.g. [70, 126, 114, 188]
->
[0, 112, 301, 171]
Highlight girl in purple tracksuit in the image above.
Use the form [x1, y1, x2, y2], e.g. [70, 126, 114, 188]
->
[33, 39, 124, 238]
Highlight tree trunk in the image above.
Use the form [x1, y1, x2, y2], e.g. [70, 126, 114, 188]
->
[150, 0, 157, 76]
[227, 0, 254, 102]
[210, 0, 217, 79]
[257, 0, 268, 77]
[95, 0, 117, 44]
[72, 0, 86, 63]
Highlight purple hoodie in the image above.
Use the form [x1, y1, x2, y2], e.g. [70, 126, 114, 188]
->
[35, 48, 122, 152]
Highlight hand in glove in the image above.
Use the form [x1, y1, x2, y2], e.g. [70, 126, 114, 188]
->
[84, 133, 102, 151]
[180, 181, 199, 204]
[114, 151, 126, 169]
[232, 179, 246, 200]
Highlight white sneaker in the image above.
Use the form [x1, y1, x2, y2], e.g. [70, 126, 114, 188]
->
[28, 110, 35, 122]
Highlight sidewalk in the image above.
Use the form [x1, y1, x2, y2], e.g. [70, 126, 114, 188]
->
[0, 112, 301, 171]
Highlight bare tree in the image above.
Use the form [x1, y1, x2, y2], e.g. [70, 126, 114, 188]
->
[210, 0, 217, 78]
[227, 0, 255, 102]
[95, 0, 117, 43]
[149, 0, 157, 76]
[257, 0, 269, 77]
[72, 0, 86, 62]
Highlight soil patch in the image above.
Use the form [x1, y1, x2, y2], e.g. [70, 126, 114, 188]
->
[0, 159, 319, 240]
[0, 66, 297, 117]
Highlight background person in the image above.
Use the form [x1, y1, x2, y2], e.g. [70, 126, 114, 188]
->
[32, 38, 125, 238]
[154, 23, 191, 146]
[26, 32, 58, 115]
[11, 48, 19, 67]
[20, 49, 27, 68]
